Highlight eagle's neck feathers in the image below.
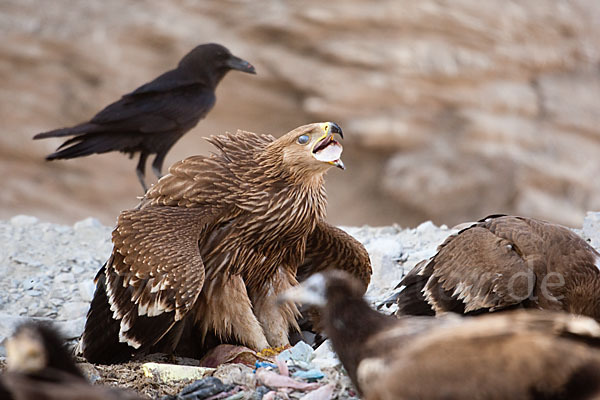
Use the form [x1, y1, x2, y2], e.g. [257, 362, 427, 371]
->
[196, 132, 329, 290]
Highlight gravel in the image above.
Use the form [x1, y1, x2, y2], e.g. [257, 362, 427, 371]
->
[0, 215, 112, 353]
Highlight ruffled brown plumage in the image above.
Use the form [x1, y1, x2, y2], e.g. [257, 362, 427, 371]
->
[391, 215, 600, 320]
[80, 122, 372, 364]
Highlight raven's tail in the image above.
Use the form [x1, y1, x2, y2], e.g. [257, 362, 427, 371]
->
[33, 123, 98, 140]
[44, 133, 118, 160]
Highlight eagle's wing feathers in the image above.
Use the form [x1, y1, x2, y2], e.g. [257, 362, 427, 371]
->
[298, 221, 372, 289]
[411, 224, 536, 314]
[82, 206, 213, 361]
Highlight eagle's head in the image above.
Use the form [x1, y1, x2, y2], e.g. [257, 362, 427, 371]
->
[269, 122, 345, 179]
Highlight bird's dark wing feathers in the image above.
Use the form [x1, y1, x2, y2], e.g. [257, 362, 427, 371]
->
[90, 83, 215, 133]
[129, 67, 206, 96]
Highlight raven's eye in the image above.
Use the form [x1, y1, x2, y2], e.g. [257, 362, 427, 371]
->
[297, 135, 310, 145]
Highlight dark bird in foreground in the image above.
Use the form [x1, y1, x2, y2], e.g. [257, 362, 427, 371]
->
[281, 271, 600, 400]
[0, 322, 143, 400]
[33, 43, 256, 191]
[390, 215, 600, 320]
[80, 122, 372, 364]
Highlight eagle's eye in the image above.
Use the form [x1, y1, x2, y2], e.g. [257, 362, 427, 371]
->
[297, 134, 310, 145]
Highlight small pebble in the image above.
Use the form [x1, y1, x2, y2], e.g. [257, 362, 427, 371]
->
[56, 272, 75, 283]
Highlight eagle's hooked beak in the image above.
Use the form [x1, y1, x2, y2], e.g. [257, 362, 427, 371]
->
[312, 122, 345, 170]
[332, 159, 345, 170]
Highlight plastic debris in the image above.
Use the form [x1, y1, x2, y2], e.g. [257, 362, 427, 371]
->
[299, 383, 335, 400]
[251, 386, 270, 400]
[275, 357, 289, 377]
[291, 369, 324, 381]
[255, 361, 277, 370]
[255, 368, 320, 391]
[212, 363, 256, 387]
[311, 340, 341, 369]
[223, 392, 246, 400]
[276, 341, 314, 369]
[200, 344, 274, 368]
[142, 362, 215, 383]
[160, 376, 232, 400]
[257, 345, 289, 358]
[204, 386, 241, 400]
[262, 392, 278, 400]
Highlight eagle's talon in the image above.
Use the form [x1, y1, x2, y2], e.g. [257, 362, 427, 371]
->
[257, 345, 290, 358]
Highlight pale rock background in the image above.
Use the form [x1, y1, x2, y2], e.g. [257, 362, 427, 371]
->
[2, 0, 600, 227]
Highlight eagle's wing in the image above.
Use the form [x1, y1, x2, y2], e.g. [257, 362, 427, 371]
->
[298, 221, 372, 290]
[81, 206, 215, 363]
[398, 220, 538, 315]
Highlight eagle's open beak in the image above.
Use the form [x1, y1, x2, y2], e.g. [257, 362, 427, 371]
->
[312, 123, 344, 170]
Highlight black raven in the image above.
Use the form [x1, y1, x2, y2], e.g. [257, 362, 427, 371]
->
[34, 43, 256, 191]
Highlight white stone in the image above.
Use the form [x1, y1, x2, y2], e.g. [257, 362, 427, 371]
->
[74, 217, 103, 231]
[10, 215, 38, 227]
[78, 280, 97, 302]
[59, 302, 90, 320]
[311, 340, 341, 369]
[583, 212, 600, 250]
[142, 363, 215, 383]
[54, 317, 86, 340]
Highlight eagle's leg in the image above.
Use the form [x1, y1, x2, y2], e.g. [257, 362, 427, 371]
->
[250, 268, 300, 348]
[195, 275, 270, 351]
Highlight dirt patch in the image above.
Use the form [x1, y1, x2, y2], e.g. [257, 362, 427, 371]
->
[79, 355, 200, 398]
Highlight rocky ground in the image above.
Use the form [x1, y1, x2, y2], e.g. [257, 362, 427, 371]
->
[2, 213, 600, 398]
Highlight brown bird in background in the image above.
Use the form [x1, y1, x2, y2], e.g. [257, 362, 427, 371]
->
[33, 43, 256, 191]
[0, 322, 143, 400]
[80, 122, 372, 364]
[390, 215, 600, 320]
[281, 270, 600, 400]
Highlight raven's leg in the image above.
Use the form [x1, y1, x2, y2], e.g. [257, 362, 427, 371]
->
[136, 152, 149, 192]
[151, 151, 167, 180]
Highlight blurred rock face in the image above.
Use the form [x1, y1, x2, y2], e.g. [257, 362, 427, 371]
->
[2, 0, 600, 227]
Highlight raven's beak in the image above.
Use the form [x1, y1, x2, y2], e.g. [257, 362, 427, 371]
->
[227, 55, 256, 74]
